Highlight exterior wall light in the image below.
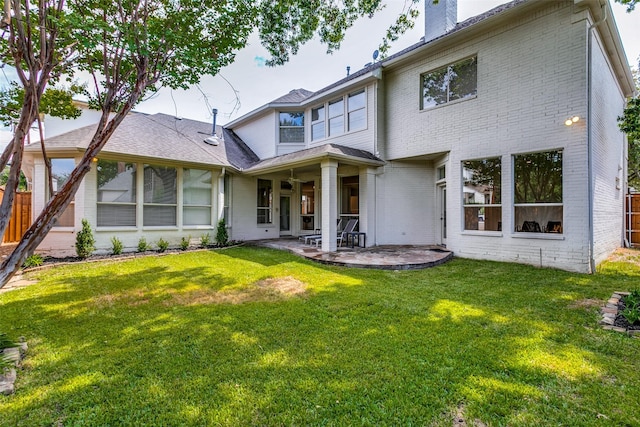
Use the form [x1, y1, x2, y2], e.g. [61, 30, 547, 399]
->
[565, 116, 580, 126]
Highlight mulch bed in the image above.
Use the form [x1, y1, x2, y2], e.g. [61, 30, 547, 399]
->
[600, 292, 640, 335]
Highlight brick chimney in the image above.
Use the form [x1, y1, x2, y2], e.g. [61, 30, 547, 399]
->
[424, 0, 457, 42]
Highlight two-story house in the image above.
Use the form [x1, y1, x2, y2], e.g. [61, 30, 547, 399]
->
[24, 0, 636, 273]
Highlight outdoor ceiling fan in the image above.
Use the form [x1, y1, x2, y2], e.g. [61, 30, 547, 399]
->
[287, 169, 307, 185]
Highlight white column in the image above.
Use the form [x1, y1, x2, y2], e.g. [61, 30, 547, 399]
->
[321, 159, 338, 252]
[359, 166, 377, 247]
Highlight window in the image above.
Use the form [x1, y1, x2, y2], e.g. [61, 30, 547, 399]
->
[347, 90, 366, 131]
[223, 174, 231, 225]
[422, 56, 477, 109]
[279, 112, 304, 143]
[300, 181, 315, 231]
[328, 98, 344, 136]
[257, 179, 273, 224]
[311, 106, 325, 141]
[514, 150, 563, 233]
[49, 158, 75, 227]
[340, 176, 359, 226]
[463, 157, 501, 231]
[97, 160, 137, 227]
[143, 164, 177, 226]
[183, 169, 212, 226]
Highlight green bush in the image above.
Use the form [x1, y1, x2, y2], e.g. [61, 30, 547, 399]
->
[157, 238, 169, 253]
[0, 333, 16, 350]
[215, 219, 229, 246]
[75, 219, 96, 259]
[180, 236, 190, 251]
[137, 237, 150, 253]
[200, 233, 210, 248]
[22, 254, 44, 268]
[111, 237, 124, 255]
[622, 289, 640, 325]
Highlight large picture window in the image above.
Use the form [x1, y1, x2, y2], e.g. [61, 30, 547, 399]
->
[279, 112, 304, 143]
[257, 179, 273, 224]
[183, 169, 212, 226]
[422, 56, 477, 109]
[514, 150, 563, 233]
[49, 158, 75, 227]
[463, 157, 501, 231]
[97, 160, 137, 227]
[143, 164, 177, 226]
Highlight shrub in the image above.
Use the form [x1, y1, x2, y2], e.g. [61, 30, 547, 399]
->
[215, 219, 229, 246]
[200, 233, 210, 248]
[75, 219, 96, 259]
[157, 238, 169, 253]
[0, 333, 16, 350]
[22, 254, 44, 268]
[111, 237, 124, 255]
[622, 289, 640, 325]
[137, 237, 150, 253]
[180, 236, 190, 251]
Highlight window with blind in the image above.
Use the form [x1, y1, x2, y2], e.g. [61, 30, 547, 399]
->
[183, 168, 212, 225]
[143, 164, 177, 226]
[97, 160, 137, 227]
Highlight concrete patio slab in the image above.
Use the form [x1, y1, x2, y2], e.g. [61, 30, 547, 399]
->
[250, 238, 453, 270]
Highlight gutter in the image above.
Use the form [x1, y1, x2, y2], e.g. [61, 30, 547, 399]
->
[586, 1, 608, 273]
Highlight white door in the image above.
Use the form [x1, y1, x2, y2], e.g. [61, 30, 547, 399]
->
[437, 184, 447, 246]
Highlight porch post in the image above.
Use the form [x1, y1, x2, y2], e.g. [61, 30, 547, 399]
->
[359, 166, 377, 247]
[321, 159, 338, 252]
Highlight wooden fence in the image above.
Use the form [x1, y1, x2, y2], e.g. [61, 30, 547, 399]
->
[0, 189, 32, 244]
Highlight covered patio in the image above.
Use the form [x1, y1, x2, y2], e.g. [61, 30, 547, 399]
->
[251, 238, 453, 270]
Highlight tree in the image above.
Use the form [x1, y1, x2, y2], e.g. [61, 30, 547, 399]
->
[0, 0, 420, 287]
[619, 66, 640, 188]
[615, 0, 638, 12]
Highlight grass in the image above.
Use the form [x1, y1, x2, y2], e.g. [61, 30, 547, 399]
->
[1, 247, 639, 426]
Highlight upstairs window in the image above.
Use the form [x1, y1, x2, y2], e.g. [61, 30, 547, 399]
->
[463, 157, 501, 232]
[514, 150, 563, 234]
[328, 99, 344, 136]
[422, 56, 477, 109]
[348, 90, 366, 131]
[279, 112, 304, 143]
[311, 106, 325, 141]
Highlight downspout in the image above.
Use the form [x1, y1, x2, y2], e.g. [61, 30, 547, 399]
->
[586, 2, 607, 273]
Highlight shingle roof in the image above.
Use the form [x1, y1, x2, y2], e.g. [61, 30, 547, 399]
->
[270, 89, 314, 104]
[26, 113, 260, 171]
[244, 143, 384, 173]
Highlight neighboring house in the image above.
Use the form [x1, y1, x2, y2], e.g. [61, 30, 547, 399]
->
[23, 0, 636, 273]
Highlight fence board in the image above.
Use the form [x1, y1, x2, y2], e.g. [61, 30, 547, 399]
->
[0, 189, 32, 244]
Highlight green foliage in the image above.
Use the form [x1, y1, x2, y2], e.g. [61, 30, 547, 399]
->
[621, 289, 640, 324]
[620, 96, 640, 188]
[215, 219, 229, 246]
[156, 238, 169, 253]
[179, 236, 190, 251]
[615, 0, 638, 12]
[110, 237, 123, 255]
[0, 83, 83, 127]
[75, 219, 96, 259]
[22, 254, 44, 268]
[0, 332, 17, 350]
[0, 167, 28, 192]
[200, 233, 211, 248]
[137, 237, 150, 253]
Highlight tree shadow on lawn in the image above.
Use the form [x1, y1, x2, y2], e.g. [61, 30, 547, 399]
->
[0, 255, 639, 425]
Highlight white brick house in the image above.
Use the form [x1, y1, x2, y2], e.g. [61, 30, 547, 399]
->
[23, 0, 636, 273]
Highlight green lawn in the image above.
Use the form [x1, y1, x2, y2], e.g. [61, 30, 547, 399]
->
[1, 247, 639, 426]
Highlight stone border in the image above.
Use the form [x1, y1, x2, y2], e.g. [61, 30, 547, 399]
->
[600, 292, 640, 337]
[0, 338, 27, 395]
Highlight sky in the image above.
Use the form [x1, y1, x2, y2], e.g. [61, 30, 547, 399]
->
[131, 0, 640, 126]
[1, 0, 639, 129]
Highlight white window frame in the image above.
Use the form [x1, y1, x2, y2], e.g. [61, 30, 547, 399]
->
[96, 159, 137, 228]
[421, 56, 477, 110]
[462, 157, 502, 233]
[278, 112, 305, 144]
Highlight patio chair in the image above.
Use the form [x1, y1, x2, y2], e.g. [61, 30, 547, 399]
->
[315, 218, 358, 248]
[302, 219, 342, 245]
